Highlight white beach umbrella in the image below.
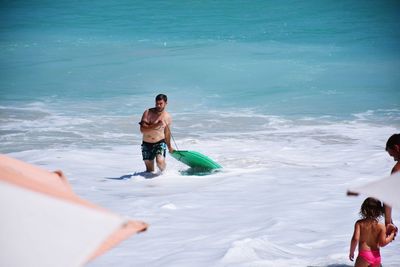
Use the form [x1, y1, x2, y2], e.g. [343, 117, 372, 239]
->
[0, 155, 148, 267]
[347, 172, 400, 209]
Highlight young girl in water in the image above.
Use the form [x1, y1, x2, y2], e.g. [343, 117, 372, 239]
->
[349, 197, 396, 267]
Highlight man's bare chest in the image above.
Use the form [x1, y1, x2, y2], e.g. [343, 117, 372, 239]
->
[147, 112, 163, 124]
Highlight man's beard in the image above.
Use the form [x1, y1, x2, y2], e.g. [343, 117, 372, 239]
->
[156, 107, 164, 112]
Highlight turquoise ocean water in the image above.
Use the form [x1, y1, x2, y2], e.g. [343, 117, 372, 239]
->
[1, 0, 400, 112]
[1, 0, 400, 153]
[1, 0, 400, 149]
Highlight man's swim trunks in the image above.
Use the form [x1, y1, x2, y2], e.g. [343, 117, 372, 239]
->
[141, 139, 167, 160]
[358, 249, 381, 266]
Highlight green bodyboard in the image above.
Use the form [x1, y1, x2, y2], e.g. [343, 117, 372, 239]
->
[171, 150, 222, 170]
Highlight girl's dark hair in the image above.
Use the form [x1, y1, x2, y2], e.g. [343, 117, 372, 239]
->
[360, 197, 383, 220]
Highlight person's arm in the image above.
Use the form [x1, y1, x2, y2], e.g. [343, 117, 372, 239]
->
[139, 110, 150, 133]
[139, 110, 163, 133]
[164, 116, 174, 153]
[384, 165, 399, 232]
[378, 223, 395, 247]
[384, 204, 392, 226]
[349, 221, 360, 262]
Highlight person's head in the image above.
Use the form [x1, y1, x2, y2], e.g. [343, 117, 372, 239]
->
[155, 94, 168, 112]
[386, 133, 400, 161]
[360, 197, 383, 220]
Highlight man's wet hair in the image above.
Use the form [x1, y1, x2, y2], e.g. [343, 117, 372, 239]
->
[155, 94, 168, 102]
[386, 133, 400, 150]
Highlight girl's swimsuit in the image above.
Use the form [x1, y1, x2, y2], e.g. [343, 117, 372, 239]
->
[358, 249, 381, 266]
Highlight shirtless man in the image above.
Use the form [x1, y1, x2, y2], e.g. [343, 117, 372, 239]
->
[139, 94, 174, 172]
[384, 133, 400, 235]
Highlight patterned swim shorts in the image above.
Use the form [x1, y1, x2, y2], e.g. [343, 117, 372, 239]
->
[141, 139, 167, 160]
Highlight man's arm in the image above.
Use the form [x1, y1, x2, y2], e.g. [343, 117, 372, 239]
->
[385, 164, 400, 228]
[384, 204, 392, 226]
[139, 110, 149, 133]
[139, 110, 163, 133]
[164, 116, 174, 153]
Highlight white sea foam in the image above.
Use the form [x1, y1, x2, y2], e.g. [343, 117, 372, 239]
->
[4, 113, 399, 267]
